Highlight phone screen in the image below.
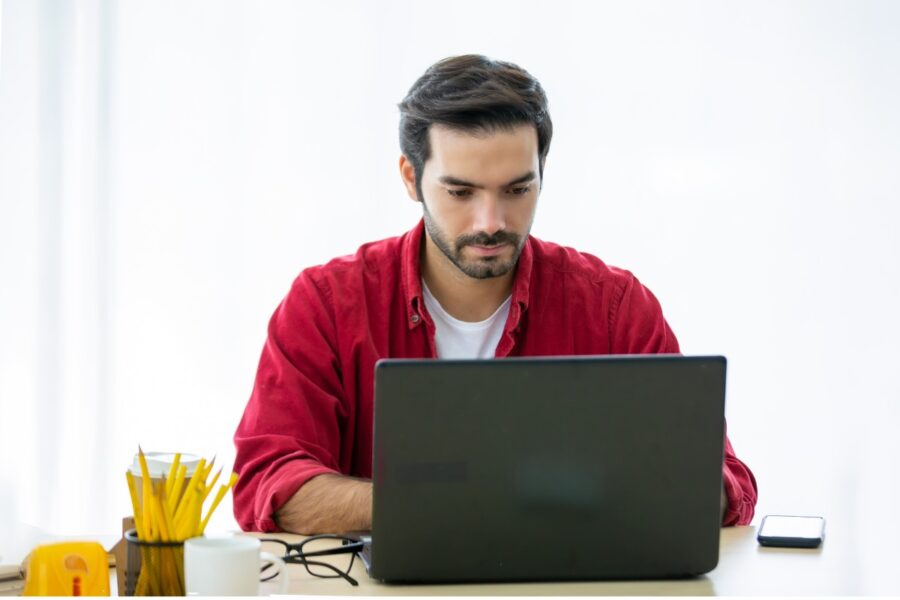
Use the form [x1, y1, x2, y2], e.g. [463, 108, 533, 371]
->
[759, 515, 824, 539]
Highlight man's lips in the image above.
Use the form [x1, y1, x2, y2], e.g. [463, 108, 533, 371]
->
[468, 243, 510, 257]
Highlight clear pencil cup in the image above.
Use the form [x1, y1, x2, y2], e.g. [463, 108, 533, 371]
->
[124, 529, 185, 596]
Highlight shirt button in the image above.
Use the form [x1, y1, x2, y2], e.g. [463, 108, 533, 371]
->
[411, 314, 420, 324]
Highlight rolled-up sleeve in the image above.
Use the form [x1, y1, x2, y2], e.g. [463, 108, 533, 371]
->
[233, 270, 346, 532]
[721, 432, 758, 526]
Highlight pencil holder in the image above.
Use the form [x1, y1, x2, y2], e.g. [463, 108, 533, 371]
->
[124, 529, 186, 596]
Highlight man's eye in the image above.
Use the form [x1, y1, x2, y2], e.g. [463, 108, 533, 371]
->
[508, 186, 531, 196]
[447, 189, 473, 198]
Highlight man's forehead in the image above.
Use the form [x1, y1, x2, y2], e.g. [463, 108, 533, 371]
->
[426, 123, 539, 181]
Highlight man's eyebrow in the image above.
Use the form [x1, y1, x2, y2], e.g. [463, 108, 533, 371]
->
[438, 171, 536, 189]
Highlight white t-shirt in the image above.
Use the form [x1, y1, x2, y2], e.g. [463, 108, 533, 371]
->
[422, 281, 512, 359]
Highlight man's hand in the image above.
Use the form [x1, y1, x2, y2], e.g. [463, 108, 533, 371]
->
[274, 474, 373, 534]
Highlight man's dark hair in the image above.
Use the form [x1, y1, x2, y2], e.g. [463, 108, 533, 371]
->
[398, 55, 553, 199]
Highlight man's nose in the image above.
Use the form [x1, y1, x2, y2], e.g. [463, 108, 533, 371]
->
[472, 195, 506, 235]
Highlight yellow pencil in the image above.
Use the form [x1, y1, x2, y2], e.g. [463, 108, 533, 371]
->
[125, 471, 145, 539]
[151, 484, 170, 542]
[173, 459, 206, 525]
[204, 455, 216, 478]
[201, 467, 223, 503]
[165, 452, 181, 498]
[190, 483, 203, 537]
[199, 473, 238, 534]
[175, 482, 201, 540]
[172, 489, 191, 540]
[179, 482, 202, 540]
[167, 463, 187, 515]
[137, 447, 153, 540]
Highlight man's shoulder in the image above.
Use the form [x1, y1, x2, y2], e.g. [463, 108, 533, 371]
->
[529, 236, 635, 287]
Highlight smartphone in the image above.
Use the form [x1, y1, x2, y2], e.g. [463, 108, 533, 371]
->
[757, 515, 825, 548]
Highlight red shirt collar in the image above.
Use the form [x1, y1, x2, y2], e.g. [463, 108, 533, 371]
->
[402, 219, 533, 330]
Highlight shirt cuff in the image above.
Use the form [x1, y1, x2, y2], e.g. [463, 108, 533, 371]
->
[722, 467, 750, 526]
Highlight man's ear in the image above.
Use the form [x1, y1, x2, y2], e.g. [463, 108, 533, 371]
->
[398, 155, 421, 202]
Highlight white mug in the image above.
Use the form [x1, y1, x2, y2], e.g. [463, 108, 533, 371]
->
[184, 535, 288, 596]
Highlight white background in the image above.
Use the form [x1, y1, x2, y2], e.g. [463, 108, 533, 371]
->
[1, 0, 899, 591]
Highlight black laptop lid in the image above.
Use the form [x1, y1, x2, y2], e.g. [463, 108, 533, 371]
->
[371, 355, 727, 583]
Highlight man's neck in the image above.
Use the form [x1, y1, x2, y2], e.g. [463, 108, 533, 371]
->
[421, 235, 514, 322]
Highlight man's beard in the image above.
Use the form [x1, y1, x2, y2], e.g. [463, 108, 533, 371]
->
[422, 206, 525, 280]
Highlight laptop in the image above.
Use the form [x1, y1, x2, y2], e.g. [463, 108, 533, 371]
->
[365, 355, 727, 583]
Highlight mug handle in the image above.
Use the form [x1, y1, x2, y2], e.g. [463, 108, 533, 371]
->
[259, 551, 289, 594]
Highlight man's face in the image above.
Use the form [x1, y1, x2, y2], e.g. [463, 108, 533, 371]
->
[409, 124, 541, 279]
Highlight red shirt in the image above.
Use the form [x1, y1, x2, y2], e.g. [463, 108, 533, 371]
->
[233, 220, 758, 531]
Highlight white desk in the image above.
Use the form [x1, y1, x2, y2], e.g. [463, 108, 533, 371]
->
[253, 525, 852, 596]
[3, 517, 890, 596]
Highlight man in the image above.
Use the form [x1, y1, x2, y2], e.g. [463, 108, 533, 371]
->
[233, 55, 757, 534]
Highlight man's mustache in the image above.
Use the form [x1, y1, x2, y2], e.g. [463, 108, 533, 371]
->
[455, 230, 521, 252]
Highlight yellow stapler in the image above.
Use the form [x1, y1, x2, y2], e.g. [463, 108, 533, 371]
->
[23, 541, 110, 596]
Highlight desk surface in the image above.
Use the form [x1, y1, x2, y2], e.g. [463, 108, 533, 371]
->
[251, 525, 855, 596]
[0, 520, 884, 596]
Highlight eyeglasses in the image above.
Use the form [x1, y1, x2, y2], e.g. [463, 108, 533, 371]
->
[259, 534, 364, 586]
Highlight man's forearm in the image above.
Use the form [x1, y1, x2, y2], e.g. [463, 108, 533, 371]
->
[274, 473, 373, 535]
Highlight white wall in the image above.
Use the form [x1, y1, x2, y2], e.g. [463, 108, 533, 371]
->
[2, 0, 899, 583]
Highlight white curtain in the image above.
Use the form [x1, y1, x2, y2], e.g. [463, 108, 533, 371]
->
[0, 0, 116, 560]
